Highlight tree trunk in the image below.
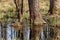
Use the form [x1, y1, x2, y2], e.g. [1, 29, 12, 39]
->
[48, 0, 60, 40]
[22, 18, 29, 40]
[14, 0, 23, 40]
[53, 0, 60, 15]
[28, 0, 46, 40]
[14, 0, 23, 22]
[53, 0, 60, 40]
[3, 24, 7, 40]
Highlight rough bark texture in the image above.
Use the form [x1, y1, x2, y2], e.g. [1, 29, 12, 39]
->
[28, 0, 46, 40]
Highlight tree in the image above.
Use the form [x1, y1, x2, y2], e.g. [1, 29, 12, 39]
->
[52, 0, 60, 40]
[48, 0, 54, 15]
[14, 0, 23, 22]
[47, 0, 60, 40]
[13, 0, 23, 40]
[28, 0, 46, 40]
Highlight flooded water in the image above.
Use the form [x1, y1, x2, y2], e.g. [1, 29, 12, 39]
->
[0, 23, 30, 40]
[0, 23, 17, 40]
[0, 22, 52, 40]
[41, 31, 45, 40]
[6, 23, 17, 40]
[25, 26, 30, 40]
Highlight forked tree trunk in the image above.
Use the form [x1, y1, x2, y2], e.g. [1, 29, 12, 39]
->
[28, 0, 46, 40]
[14, 0, 23, 40]
[14, 0, 23, 22]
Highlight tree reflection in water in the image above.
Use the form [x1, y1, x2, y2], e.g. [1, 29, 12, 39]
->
[6, 24, 17, 40]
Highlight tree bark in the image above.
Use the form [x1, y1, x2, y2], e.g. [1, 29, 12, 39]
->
[14, 0, 23, 22]
[22, 18, 29, 40]
[3, 24, 7, 40]
[28, 0, 46, 40]
[53, 0, 60, 15]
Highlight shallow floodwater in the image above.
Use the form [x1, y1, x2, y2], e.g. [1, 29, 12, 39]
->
[6, 24, 17, 40]
[0, 23, 30, 40]
[0, 23, 51, 40]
